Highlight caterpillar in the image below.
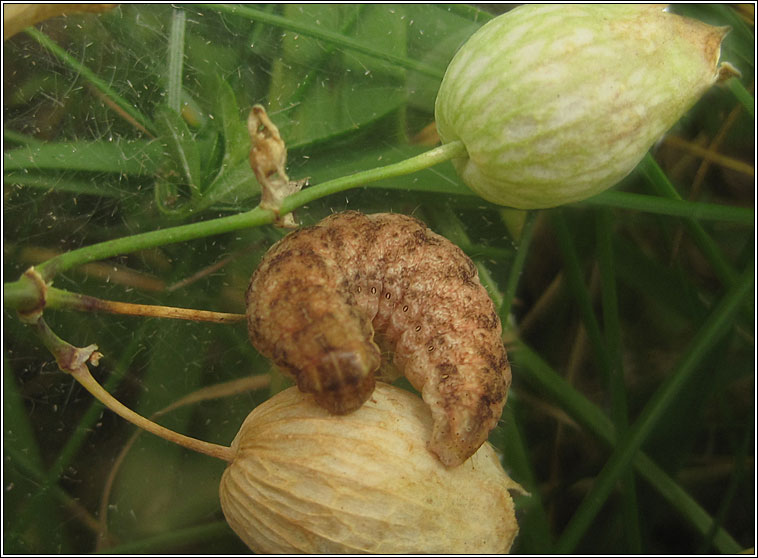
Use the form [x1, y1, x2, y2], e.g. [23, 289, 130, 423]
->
[245, 211, 510, 467]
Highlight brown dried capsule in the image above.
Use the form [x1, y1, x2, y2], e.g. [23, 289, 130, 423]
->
[246, 211, 510, 466]
[219, 382, 523, 553]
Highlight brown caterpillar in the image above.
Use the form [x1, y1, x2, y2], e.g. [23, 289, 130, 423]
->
[245, 211, 510, 467]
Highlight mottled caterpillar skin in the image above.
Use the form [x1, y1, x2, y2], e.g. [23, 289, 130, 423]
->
[246, 211, 510, 466]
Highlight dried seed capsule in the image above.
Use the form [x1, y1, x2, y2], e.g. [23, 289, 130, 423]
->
[435, 4, 736, 208]
[246, 211, 510, 467]
[219, 383, 523, 554]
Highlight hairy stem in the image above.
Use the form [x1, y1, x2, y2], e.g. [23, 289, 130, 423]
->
[280, 140, 467, 212]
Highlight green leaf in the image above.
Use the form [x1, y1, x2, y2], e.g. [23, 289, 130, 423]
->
[267, 4, 408, 149]
[194, 79, 257, 211]
[109, 321, 221, 541]
[403, 5, 484, 111]
[215, 78, 249, 169]
[3, 356, 68, 553]
[195, 158, 259, 213]
[154, 105, 202, 194]
[4, 140, 162, 175]
[3, 172, 125, 197]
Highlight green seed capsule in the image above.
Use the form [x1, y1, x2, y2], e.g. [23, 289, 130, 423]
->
[435, 4, 736, 209]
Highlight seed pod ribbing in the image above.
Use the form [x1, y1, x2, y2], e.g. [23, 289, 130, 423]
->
[435, 4, 735, 208]
[219, 383, 523, 553]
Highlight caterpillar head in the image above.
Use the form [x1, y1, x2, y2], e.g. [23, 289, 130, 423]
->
[291, 338, 381, 415]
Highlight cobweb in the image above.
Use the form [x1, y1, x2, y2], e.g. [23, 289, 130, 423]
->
[2, 4, 503, 553]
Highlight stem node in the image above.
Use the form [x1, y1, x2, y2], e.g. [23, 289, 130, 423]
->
[15, 267, 49, 323]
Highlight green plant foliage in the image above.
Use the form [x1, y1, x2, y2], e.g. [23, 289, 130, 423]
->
[2, 4, 754, 554]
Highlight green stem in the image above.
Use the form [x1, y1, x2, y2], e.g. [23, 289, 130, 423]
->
[4, 141, 467, 306]
[596, 208, 641, 552]
[3, 272, 44, 315]
[4, 128, 44, 146]
[35, 207, 272, 281]
[497, 401, 554, 552]
[551, 213, 614, 382]
[445, 207, 743, 554]
[24, 27, 156, 136]
[638, 154, 740, 286]
[279, 140, 467, 212]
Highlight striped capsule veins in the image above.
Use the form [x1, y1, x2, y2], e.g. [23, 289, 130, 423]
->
[246, 211, 510, 466]
[435, 4, 736, 208]
[219, 383, 523, 553]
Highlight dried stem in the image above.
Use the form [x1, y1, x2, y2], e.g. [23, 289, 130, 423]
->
[46, 286, 245, 324]
[73, 364, 236, 462]
[96, 373, 270, 549]
[34, 318, 236, 463]
[663, 134, 753, 177]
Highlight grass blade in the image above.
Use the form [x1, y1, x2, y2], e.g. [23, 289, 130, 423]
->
[166, 9, 186, 113]
[4, 140, 162, 175]
[555, 261, 753, 552]
[582, 190, 754, 225]
[510, 342, 743, 553]
[201, 4, 445, 79]
[498, 210, 538, 325]
[24, 27, 156, 136]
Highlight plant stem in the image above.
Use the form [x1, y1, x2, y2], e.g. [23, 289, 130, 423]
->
[279, 140, 467, 212]
[582, 190, 754, 225]
[638, 153, 741, 286]
[29, 141, 466, 281]
[72, 361, 236, 462]
[46, 286, 246, 323]
[35, 207, 272, 281]
[728, 78, 754, 119]
[34, 318, 236, 463]
[4, 270, 44, 316]
[3, 141, 467, 314]
[498, 210, 537, 324]
[442, 207, 744, 553]
[510, 341, 742, 554]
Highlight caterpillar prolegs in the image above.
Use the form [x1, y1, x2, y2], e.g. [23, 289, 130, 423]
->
[245, 211, 510, 467]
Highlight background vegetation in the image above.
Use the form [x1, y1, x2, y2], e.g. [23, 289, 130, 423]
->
[3, 4, 754, 554]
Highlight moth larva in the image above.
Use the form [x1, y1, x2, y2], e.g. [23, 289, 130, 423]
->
[246, 211, 510, 467]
